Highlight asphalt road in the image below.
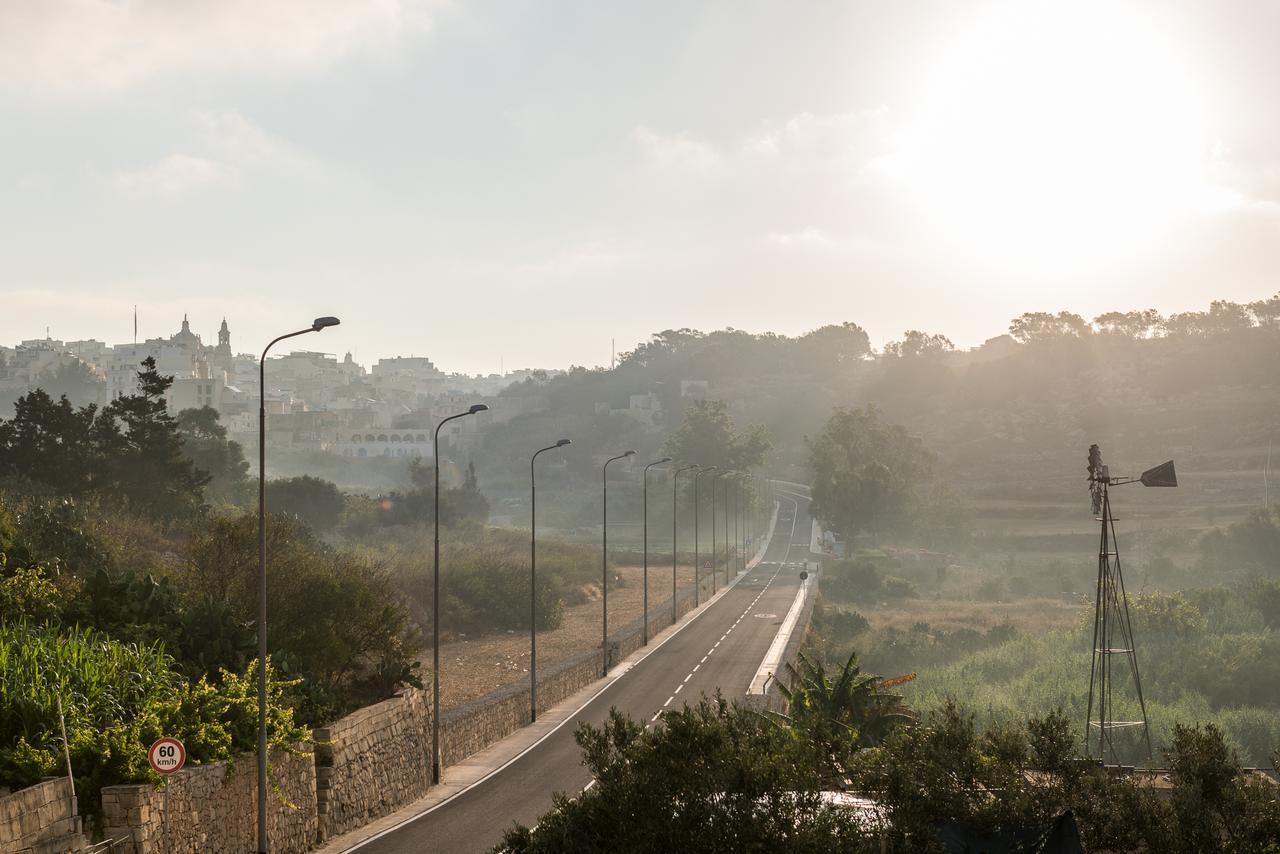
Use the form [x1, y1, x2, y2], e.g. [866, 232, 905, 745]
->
[354, 493, 814, 853]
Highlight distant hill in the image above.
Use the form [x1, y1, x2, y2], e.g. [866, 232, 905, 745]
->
[486, 299, 1280, 549]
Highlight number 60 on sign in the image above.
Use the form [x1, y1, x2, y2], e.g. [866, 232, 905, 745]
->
[148, 737, 186, 775]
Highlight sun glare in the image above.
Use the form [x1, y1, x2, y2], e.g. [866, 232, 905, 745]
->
[891, 1, 1213, 273]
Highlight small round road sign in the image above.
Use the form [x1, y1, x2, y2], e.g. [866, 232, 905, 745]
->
[148, 738, 186, 775]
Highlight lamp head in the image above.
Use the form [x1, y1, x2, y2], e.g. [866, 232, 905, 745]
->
[555, 438, 572, 448]
[624, 450, 636, 457]
[468, 404, 489, 415]
[311, 316, 340, 331]
[658, 457, 672, 464]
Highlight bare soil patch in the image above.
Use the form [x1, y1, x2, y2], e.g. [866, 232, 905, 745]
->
[431, 562, 715, 709]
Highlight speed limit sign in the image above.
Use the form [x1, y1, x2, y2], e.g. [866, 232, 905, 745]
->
[148, 738, 186, 775]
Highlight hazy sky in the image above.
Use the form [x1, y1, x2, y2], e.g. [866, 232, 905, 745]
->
[2, 1, 1277, 373]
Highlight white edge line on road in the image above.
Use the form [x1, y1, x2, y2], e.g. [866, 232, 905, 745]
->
[746, 575, 810, 695]
[746, 493, 807, 696]
[341, 507, 780, 853]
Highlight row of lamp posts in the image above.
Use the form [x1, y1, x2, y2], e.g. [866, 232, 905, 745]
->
[434, 450, 757, 788]
[255, 320, 762, 850]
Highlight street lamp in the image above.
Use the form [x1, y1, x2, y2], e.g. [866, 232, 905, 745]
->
[257, 315, 339, 854]
[602, 450, 636, 676]
[728, 474, 739, 576]
[734, 476, 742, 574]
[672, 464, 698, 625]
[530, 439, 571, 722]
[693, 466, 717, 606]
[431, 402, 489, 786]
[709, 470, 725, 594]
[642, 457, 671, 645]
[723, 473, 737, 577]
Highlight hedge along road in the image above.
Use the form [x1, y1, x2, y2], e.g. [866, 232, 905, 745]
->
[350, 493, 814, 854]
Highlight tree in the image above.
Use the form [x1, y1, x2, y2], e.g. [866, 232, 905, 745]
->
[768, 651, 914, 776]
[807, 405, 935, 539]
[34, 360, 105, 407]
[0, 358, 208, 517]
[1093, 309, 1163, 338]
[176, 407, 250, 505]
[1008, 311, 1089, 343]
[0, 389, 104, 495]
[882, 330, 953, 358]
[665, 399, 771, 472]
[265, 475, 345, 533]
[100, 358, 209, 520]
[396, 458, 490, 528]
[182, 514, 420, 721]
[501, 698, 869, 853]
[799, 322, 872, 365]
[1247, 292, 1280, 327]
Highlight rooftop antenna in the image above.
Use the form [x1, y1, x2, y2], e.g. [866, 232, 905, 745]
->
[1085, 444, 1176, 765]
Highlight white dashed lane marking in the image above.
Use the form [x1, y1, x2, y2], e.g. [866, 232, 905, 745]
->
[651, 561, 787, 723]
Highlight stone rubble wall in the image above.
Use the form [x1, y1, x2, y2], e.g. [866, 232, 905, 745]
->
[99, 747, 316, 854]
[0, 777, 83, 854]
[313, 688, 431, 842]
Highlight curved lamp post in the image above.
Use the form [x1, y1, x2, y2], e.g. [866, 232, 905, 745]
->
[693, 466, 717, 606]
[602, 450, 636, 676]
[530, 439, 571, 722]
[709, 470, 725, 594]
[722, 472, 737, 577]
[726, 473, 738, 576]
[672, 464, 698, 625]
[257, 315, 339, 854]
[430, 402, 489, 785]
[641, 457, 671, 645]
[734, 474, 748, 573]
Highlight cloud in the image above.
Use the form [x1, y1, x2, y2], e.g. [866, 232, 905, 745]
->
[631, 108, 889, 182]
[0, 0, 447, 91]
[110, 111, 331, 198]
[630, 126, 722, 176]
[112, 154, 236, 197]
[742, 109, 888, 165]
[191, 110, 326, 180]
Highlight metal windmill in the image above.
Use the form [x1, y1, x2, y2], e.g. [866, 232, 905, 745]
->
[1084, 444, 1177, 764]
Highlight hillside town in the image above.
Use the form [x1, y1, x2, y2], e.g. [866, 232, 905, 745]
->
[0, 315, 560, 465]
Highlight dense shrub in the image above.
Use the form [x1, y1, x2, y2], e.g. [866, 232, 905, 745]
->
[820, 558, 885, 603]
[0, 621, 305, 823]
[265, 475, 346, 533]
[181, 513, 421, 723]
[503, 699, 868, 853]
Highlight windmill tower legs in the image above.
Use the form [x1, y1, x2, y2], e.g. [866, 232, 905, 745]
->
[1084, 486, 1154, 764]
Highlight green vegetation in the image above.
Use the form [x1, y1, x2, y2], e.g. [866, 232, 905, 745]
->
[504, 681, 1280, 852]
[501, 698, 871, 853]
[811, 563, 1280, 767]
[0, 621, 305, 822]
[0, 361, 423, 824]
[265, 474, 346, 532]
[0, 358, 208, 520]
[809, 405, 942, 540]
